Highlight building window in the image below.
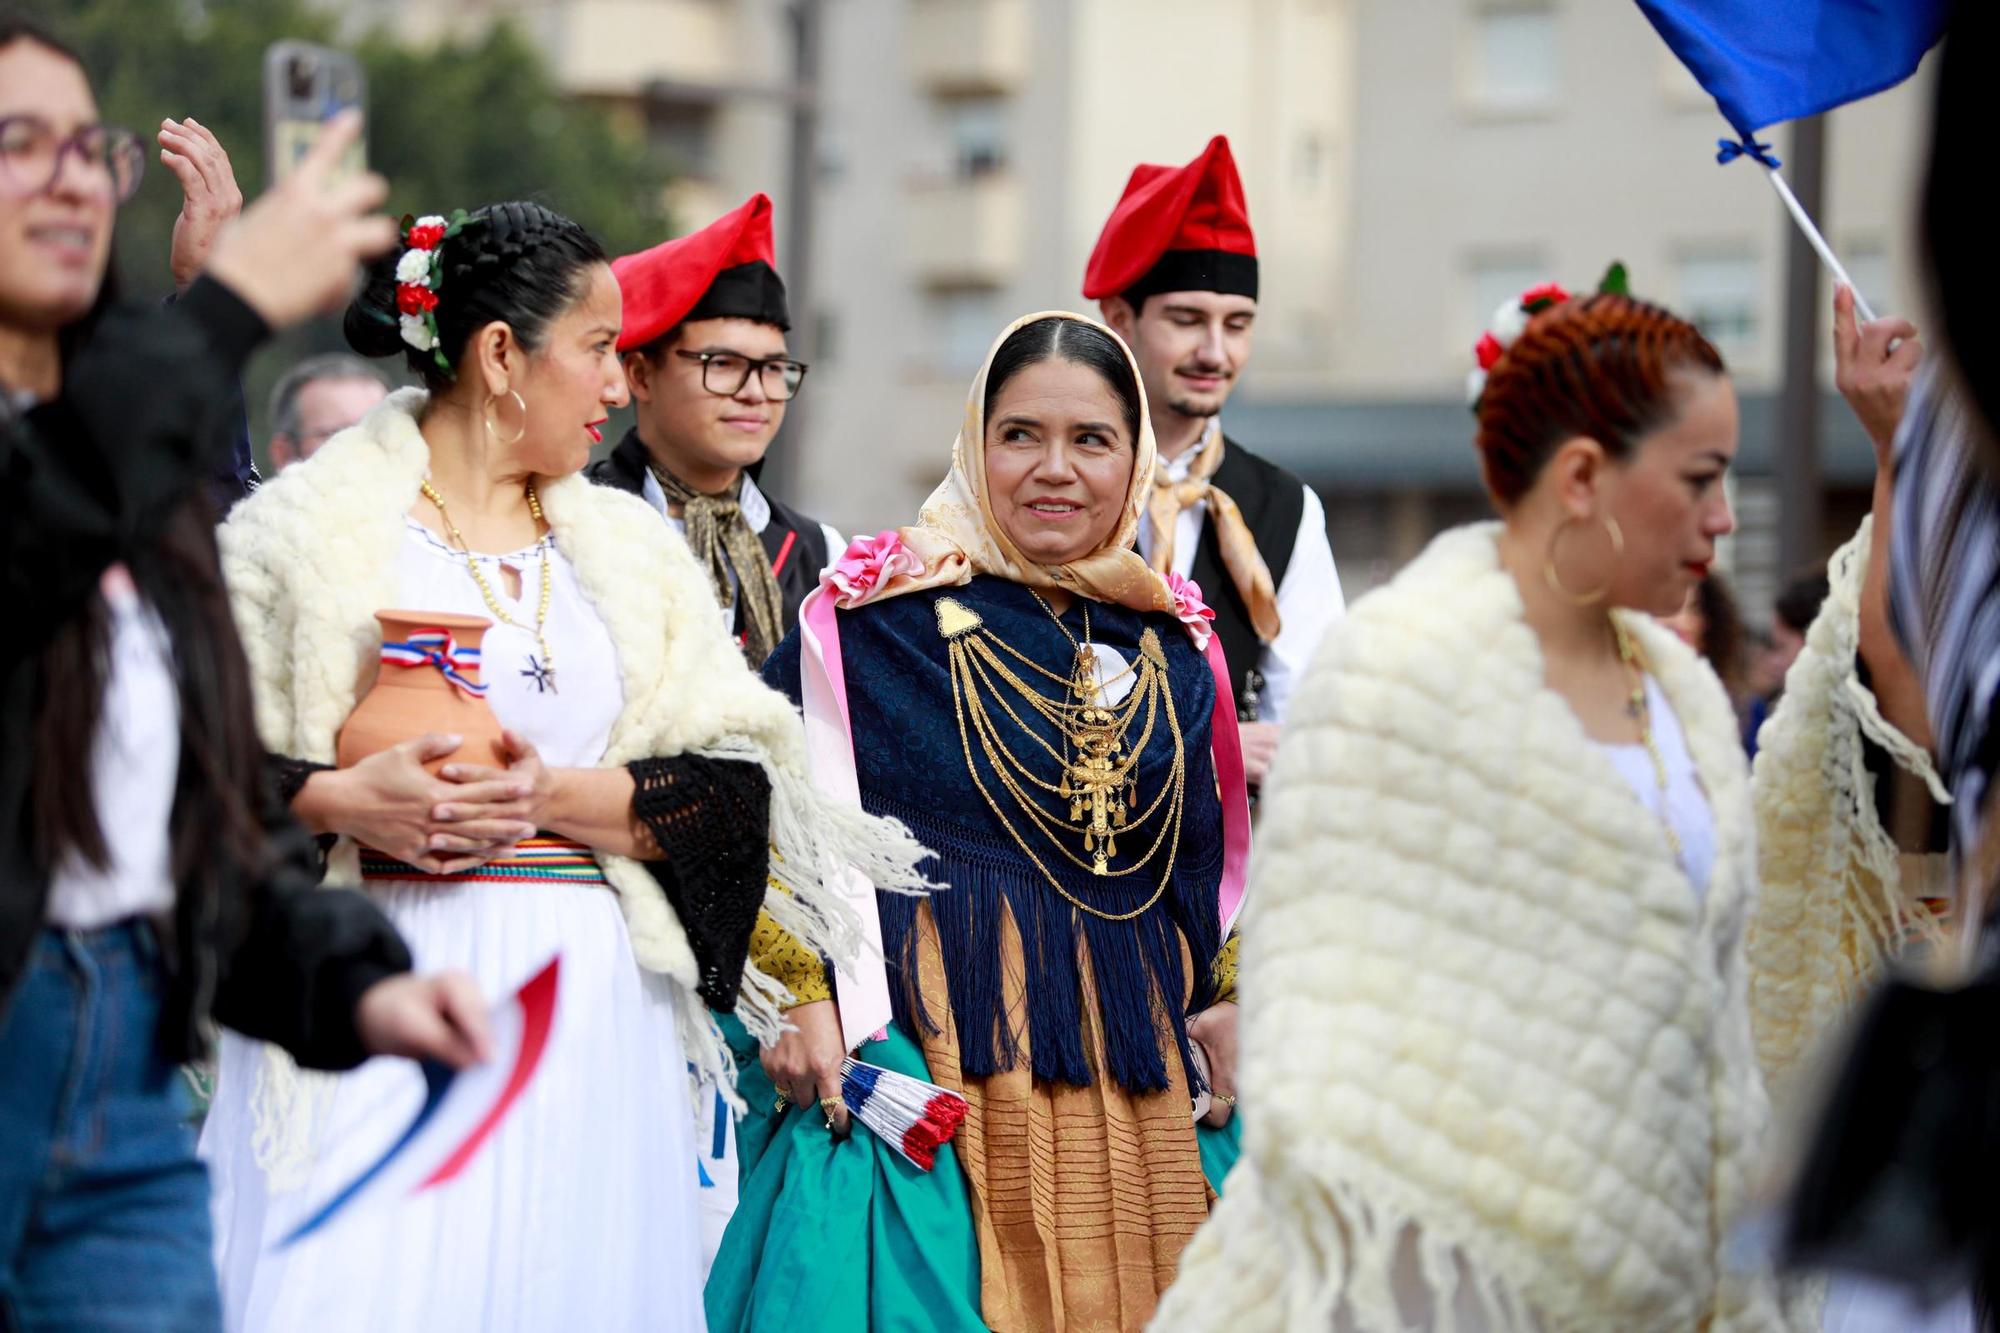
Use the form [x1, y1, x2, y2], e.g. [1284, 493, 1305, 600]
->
[1296, 131, 1326, 187]
[1467, 7, 1559, 112]
[935, 291, 1001, 375]
[645, 95, 716, 177]
[1676, 251, 1761, 361]
[944, 97, 1008, 179]
[1468, 253, 1552, 335]
[812, 311, 838, 367]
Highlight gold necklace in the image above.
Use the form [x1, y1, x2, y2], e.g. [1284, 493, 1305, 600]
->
[1029, 589, 1139, 697]
[421, 480, 557, 694]
[1612, 618, 1682, 862]
[937, 595, 1186, 922]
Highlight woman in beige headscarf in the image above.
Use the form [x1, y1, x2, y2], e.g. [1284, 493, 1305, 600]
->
[705, 312, 1251, 1333]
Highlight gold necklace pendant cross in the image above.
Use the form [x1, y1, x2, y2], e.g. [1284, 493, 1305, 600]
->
[1066, 706, 1129, 875]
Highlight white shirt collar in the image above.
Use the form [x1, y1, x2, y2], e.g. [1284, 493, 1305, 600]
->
[639, 467, 771, 534]
[1157, 417, 1221, 482]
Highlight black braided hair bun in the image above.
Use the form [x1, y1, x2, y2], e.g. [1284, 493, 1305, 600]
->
[342, 201, 610, 390]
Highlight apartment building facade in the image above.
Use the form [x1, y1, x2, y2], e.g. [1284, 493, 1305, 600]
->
[339, 0, 1936, 610]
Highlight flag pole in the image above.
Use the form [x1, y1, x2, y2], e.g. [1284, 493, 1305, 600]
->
[1760, 167, 1880, 323]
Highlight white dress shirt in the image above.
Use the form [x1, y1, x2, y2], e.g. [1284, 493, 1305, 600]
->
[1134, 426, 1344, 724]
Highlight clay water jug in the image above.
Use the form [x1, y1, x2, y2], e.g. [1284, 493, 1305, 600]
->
[337, 610, 507, 773]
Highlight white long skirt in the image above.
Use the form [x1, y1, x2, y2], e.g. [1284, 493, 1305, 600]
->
[200, 878, 704, 1333]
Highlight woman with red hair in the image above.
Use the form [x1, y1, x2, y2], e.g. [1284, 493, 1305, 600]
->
[1155, 286, 1816, 1331]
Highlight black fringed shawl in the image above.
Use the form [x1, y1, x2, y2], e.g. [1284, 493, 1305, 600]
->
[765, 574, 1224, 1095]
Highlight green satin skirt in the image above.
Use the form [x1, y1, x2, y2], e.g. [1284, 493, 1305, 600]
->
[703, 1017, 1244, 1333]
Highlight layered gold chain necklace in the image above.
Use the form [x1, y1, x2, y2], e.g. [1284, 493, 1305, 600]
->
[937, 591, 1186, 921]
[421, 480, 558, 694]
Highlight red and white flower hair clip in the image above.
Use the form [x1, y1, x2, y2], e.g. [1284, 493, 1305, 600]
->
[1466, 281, 1571, 410]
[1465, 262, 1632, 412]
[394, 210, 475, 374]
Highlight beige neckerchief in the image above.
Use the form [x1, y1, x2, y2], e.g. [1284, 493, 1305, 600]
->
[1145, 418, 1281, 643]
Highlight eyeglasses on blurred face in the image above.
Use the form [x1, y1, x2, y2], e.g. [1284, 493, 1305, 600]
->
[0, 115, 144, 203]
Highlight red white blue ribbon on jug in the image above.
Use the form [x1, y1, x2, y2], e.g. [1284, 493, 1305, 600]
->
[381, 629, 487, 699]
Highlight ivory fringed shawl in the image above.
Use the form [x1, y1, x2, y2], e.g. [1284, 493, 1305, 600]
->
[1151, 523, 1807, 1333]
[1747, 516, 1950, 1114]
[218, 390, 928, 1182]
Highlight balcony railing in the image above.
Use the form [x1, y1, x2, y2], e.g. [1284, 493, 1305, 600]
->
[908, 173, 1023, 288]
[908, 0, 1031, 96]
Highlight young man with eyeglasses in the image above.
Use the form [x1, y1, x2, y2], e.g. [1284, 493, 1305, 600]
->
[590, 193, 839, 667]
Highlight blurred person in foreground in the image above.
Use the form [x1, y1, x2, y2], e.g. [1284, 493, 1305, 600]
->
[1088, 136, 1343, 789]
[0, 20, 488, 1330]
[1155, 282, 1821, 1331]
[264, 351, 388, 469]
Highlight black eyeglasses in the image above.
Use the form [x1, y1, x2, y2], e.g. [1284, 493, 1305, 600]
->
[0, 116, 145, 203]
[675, 350, 810, 401]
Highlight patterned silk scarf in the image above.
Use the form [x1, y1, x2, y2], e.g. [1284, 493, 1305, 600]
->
[1144, 418, 1282, 642]
[650, 463, 787, 663]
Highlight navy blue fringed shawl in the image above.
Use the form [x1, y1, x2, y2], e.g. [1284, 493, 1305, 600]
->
[765, 575, 1224, 1096]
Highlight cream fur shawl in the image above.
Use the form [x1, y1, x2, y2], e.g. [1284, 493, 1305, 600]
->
[1747, 516, 1951, 1113]
[1153, 524, 1806, 1333]
[219, 391, 927, 1159]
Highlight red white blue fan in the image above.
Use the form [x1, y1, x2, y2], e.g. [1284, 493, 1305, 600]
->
[840, 1058, 968, 1171]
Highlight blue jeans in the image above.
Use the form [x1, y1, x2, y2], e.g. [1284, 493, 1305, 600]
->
[0, 924, 219, 1332]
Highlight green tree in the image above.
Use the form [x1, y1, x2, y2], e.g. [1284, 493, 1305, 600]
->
[27, 0, 671, 448]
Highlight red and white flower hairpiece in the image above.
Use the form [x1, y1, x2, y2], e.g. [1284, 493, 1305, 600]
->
[1465, 262, 1632, 412]
[394, 210, 474, 375]
[1466, 281, 1571, 410]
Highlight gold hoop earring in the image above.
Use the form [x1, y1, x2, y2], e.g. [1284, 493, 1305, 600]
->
[1542, 513, 1624, 606]
[483, 389, 528, 447]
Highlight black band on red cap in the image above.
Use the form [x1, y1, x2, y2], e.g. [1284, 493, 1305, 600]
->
[686, 260, 791, 331]
[1120, 249, 1259, 310]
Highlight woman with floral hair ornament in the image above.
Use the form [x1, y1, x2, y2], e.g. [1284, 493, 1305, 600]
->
[1154, 276, 1821, 1332]
[197, 200, 923, 1332]
[706, 311, 1253, 1333]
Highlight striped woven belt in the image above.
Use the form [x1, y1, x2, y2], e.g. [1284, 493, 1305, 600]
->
[360, 836, 607, 886]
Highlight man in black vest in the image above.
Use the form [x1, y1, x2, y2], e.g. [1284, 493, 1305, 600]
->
[590, 192, 840, 666]
[1087, 136, 1344, 786]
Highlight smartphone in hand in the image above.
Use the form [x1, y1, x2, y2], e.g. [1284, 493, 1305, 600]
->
[263, 40, 367, 187]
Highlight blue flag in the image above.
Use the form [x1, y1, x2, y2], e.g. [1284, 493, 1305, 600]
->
[1637, 0, 1947, 143]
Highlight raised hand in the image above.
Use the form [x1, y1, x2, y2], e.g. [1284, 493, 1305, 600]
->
[159, 117, 243, 291]
[1831, 282, 1923, 462]
[202, 110, 397, 328]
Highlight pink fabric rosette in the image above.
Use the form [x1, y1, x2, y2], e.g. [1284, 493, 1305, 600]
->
[826, 530, 927, 605]
[1165, 572, 1218, 652]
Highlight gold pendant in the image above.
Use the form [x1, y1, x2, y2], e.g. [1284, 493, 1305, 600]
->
[935, 597, 984, 639]
[1066, 701, 1125, 874]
